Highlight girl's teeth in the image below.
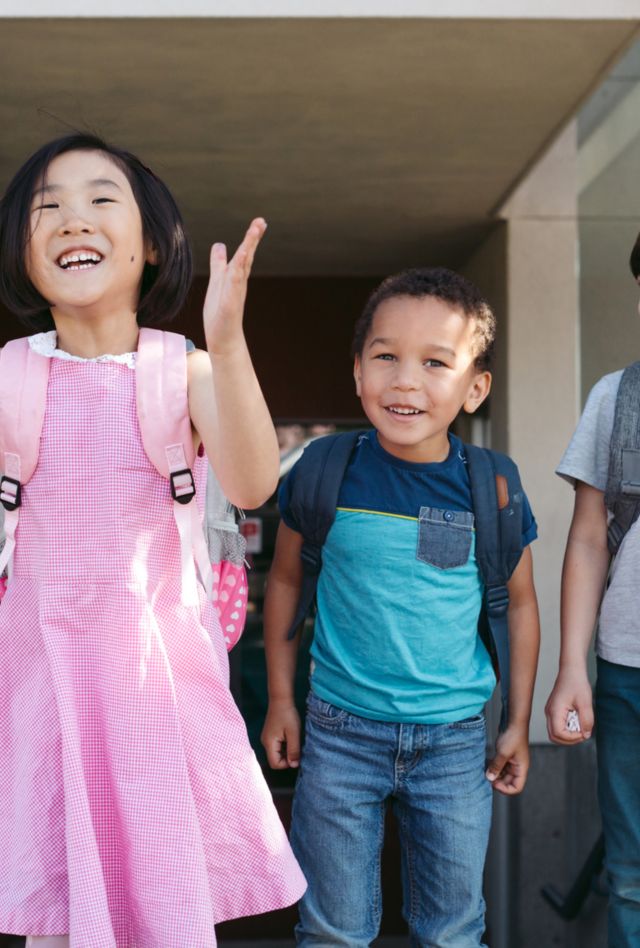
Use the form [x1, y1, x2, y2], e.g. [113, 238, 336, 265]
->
[59, 251, 102, 268]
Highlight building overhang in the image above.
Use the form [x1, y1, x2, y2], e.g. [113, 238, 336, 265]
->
[1, 15, 638, 274]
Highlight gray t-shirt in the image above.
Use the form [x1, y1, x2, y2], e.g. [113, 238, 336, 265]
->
[556, 369, 640, 668]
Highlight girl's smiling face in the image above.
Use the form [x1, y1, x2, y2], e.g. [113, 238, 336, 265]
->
[25, 149, 155, 321]
[354, 294, 491, 463]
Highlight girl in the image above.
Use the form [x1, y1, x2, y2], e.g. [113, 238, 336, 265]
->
[0, 134, 306, 948]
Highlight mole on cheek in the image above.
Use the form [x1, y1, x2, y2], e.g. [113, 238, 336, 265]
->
[130, 256, 135, 263]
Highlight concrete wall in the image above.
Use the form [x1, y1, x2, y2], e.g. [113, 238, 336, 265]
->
[461, 124, 612, 948]
[579, 139, 640, 401]
[463, 124, 580, 746]
[7, 1, 640, 16]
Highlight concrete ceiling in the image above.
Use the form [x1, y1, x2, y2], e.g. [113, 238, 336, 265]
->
[0, 18, 638, 275]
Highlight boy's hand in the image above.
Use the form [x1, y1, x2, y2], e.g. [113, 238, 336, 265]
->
[545, 669, 594, 744]
[203, 218, 267, 356]
[485, 724, 530, 795]
[261, 701, 301, 770]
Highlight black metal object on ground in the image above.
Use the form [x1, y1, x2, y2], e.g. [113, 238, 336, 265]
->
[541, 834, 606, 920]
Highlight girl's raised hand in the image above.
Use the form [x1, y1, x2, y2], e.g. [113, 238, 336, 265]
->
[203, 218, 267, 356]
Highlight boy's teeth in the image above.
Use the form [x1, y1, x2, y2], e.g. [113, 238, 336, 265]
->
[389, 407, 420, 414]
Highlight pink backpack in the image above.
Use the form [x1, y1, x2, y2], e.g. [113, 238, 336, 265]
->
[0, 328, 247, 650]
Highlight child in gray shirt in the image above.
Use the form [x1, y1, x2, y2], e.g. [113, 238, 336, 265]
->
[546, 230, 640, 948]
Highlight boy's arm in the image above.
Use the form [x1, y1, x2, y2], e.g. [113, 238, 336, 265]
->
[261, 521, 305, 769]
[486, 545, 540, 795]
[545, 481, 609, 743]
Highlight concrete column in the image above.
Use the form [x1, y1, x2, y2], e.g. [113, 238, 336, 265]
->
[500, 122, 580, 741]
[465, 121, 581, 743]
[463, 124, 591, 948]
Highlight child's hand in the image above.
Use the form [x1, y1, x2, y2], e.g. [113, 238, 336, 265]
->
[485, 724, 530, 795]
[202, 218, 267, 356]
[261, 701, 301, 770]
[545, 668, 594, 744]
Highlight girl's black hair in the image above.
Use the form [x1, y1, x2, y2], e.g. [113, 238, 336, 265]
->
[631, 231, 640, 282]
[0, 133, 192, 330]
[351, 267, 496, 372]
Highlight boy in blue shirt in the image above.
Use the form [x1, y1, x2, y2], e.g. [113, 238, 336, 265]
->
[262, 268, 540, 947]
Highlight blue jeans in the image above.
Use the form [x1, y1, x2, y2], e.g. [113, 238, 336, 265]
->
[596, 658, 640, 948]
[290, 692, 492, 947]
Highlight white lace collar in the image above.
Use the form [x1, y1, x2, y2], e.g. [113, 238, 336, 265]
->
[28, 331, 136, 368]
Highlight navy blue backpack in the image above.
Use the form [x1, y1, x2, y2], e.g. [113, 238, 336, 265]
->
[284, 431, 525, 730]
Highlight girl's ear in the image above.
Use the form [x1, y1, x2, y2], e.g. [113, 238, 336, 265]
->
[353, 355, 362, 397]
[463, 370, 492, 414]
[145, 243, 159, 266]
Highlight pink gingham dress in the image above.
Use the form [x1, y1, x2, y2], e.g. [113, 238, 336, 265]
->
[0, 336, 306, 947]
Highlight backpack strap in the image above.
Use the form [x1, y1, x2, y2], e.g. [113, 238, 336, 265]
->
[465, 444, 524, 730]
[604, 362, 640, 555]
[0, 338, 50, 578]
[286, 429, 366, 639]
[135, 327, 214, 605]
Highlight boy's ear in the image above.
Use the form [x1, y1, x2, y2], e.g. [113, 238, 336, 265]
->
[353, 355, 362, 397]
[463, 370, 492, 414]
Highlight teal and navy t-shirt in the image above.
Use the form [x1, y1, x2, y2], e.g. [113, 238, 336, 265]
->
[279, 431, 537, 724]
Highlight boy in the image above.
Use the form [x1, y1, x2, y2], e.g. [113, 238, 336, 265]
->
[262, 268, 540, 947]
[546, 233, 640, 947]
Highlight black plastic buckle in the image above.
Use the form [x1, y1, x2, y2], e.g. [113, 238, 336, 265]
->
[0, 476, 21, 512]
[622, 449, 640, 496]
[170, 468, 196, 506]
[608, 520, 624, 556]
[486, 584, 509, 618]
[300, 543, 322, 575]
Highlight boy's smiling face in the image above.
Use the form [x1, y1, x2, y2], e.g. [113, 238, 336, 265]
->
[354, 294, 491, 464]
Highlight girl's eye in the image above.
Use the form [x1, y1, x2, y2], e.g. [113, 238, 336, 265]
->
[93, 197, 115, 205]
[32, 202, 59, 211]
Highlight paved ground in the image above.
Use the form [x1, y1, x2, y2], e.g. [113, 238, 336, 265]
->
[219, 940, 410, 947]
[2, 937, 410, 947]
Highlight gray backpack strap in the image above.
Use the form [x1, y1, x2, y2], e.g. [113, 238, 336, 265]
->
[204, 465, 247, 568]
[604, 361, 640, 555]
[184, 338, 247, 570]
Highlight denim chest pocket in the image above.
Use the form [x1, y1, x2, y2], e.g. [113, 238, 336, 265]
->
[417, 506, 474, 569]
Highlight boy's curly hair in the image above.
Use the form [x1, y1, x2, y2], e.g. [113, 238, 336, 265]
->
[351, 267, 496, 372]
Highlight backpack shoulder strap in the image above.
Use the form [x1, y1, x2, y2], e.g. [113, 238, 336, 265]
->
[465, 444, 525, 729]
[0, 337, 50, 577]
[604, 362, 640, 555]
[286, 429, 366, 638]
[135, 328, 213, 604]
[466, 445, 524, 584]
[136, 327, 195, 486]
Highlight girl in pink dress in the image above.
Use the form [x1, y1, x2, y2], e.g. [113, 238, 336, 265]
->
[0, 135, 306, 948]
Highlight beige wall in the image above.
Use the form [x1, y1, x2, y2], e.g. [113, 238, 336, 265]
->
[463, 125, 581, 744]
[6, 1, 640, 15]
[579, 139, 640, 401]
